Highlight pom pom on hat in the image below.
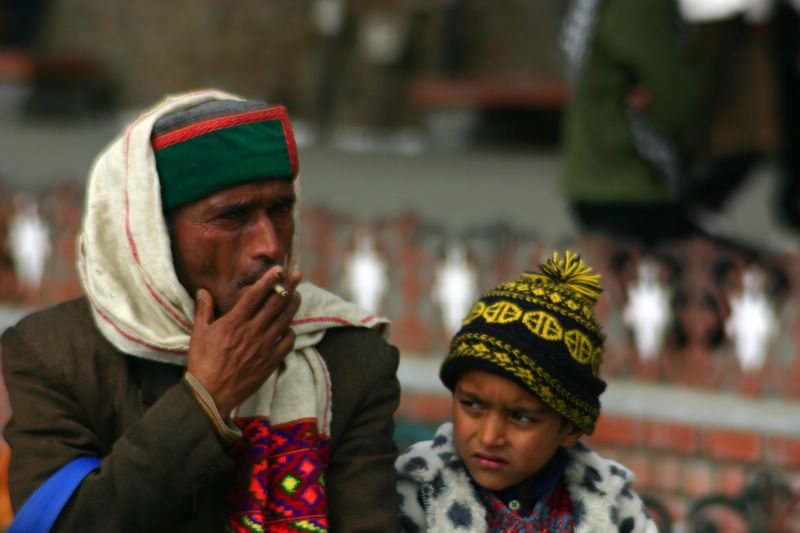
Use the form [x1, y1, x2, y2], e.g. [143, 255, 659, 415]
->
[525, 250, 602, 304]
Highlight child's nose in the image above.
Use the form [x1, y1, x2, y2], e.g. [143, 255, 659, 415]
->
[478, 414, 506, 447]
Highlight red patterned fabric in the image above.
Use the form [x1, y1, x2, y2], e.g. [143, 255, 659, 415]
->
[226, 417, 330, 532]
[482, 480, 575, 533]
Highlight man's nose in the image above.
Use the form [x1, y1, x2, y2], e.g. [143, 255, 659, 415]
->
[245, 214, 282, 260]
[478, 414, 506, 448]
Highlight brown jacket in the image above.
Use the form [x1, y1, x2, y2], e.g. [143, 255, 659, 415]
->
[1, 298, 400, 532]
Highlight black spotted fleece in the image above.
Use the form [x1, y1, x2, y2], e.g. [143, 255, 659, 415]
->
[396, 422, 657, 533]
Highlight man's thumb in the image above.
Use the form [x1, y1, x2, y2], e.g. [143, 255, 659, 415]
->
[194, 288, 214, 326]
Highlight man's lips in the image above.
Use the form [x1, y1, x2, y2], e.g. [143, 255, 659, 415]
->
[472, 452, 507, 470]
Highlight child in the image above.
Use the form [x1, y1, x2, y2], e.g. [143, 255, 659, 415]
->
[396, 251, 657, 532]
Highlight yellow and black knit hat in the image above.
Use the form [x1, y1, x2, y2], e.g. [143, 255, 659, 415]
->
[440, 250, 607, 434]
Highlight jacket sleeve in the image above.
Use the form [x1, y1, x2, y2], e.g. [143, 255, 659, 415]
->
[321, 328, 401, 532]
[600, 0, 703, 135]
[1, 317, 233, 533]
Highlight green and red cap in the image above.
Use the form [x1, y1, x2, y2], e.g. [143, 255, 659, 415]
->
[151, 99, 298, 210]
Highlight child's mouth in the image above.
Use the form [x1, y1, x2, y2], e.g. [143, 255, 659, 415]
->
[473, 453, 507, 469]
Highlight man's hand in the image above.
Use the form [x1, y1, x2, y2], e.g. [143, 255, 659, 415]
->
[186, 266, 303, 416]
[627, 85, 651, 111]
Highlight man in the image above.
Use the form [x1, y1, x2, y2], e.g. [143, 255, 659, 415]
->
[1, 89, 400, 532]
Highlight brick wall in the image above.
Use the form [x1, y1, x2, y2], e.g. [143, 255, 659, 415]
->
[1, 182, 799, 528]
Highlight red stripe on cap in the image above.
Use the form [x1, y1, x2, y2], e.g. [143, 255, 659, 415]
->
[151, 106, 292, 152]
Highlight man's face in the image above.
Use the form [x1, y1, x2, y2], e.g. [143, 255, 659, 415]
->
[452, 370, 582, 491]
[170, 180, 296, 314]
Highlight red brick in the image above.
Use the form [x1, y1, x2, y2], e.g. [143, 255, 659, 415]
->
[397, 392, 452, 424]
[681, 459, 714, 497]
[788, 470, 800, 494]
[587, 415, 638, 447]
[390, 315, 434, 354]
[702, 429, 763, 463]
[664, 496, 689, 524]
[735, 371, 764, 396]
[651, 455, 682, 492]
[622, 451, 652, 490]
[765, 435, 800, 467]
[716, 465, 747, 496]
[641, 420, 698, 455]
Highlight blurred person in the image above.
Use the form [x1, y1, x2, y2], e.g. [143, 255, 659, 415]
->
[680, 1, 779, 219]
[560, 0, 704, 246]
[1, 89, 400, 532]
[772, 0, 800, 229]
[396, 251, 656, 532]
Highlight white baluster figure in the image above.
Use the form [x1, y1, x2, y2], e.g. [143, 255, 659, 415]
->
[344, 232, 387, 314]
[433, 243, 478, 336]
[8, 194, 51, 292]
[622, 258, 671, 361]
[726, 266, 776, 371]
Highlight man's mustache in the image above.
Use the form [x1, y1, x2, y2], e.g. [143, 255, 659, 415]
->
[235, 260, 283, 289]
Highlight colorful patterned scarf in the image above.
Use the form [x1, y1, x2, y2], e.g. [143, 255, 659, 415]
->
[226, 419, 330, 532]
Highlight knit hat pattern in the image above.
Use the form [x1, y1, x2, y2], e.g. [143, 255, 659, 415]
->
[440, 250, 607, 434]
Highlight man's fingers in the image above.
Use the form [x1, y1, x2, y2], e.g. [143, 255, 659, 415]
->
[235, 265, 286, 318]
[283, 269, 303, 292]
[260, 290, 301, 337]
[269, 329, 296, 362]
[194, 288, 215, 328]
[246, 271, 302, 332]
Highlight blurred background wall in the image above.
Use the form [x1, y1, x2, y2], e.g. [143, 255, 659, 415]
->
[1, 0, 800, 530]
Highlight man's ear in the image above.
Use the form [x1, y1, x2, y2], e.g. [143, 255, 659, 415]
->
[559, 423, 583, 448]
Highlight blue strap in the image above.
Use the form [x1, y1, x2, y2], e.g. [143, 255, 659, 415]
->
[8, 456, 101, 533]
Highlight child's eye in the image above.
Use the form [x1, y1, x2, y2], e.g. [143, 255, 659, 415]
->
[459, 399, 482, 411]
[511, 411, 534, 423]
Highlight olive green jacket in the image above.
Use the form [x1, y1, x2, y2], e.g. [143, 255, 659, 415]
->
[2, 298, 400, 532]
[561, 0, 703, 203]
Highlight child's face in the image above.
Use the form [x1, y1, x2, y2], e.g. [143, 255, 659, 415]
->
[452, 370, 582, 492]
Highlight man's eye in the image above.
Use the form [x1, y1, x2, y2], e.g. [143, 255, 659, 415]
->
[270, 203, 293, 216]
[217, 210, 242, 220]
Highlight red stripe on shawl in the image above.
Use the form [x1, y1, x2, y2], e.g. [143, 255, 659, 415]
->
[120, 119, 193, 331]
[291, 316, 356, 327]
[92, 301, 188, 355]
[291, 315, 382, 328]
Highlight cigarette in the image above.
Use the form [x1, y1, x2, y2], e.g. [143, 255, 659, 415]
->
[274, 283, 289, 298]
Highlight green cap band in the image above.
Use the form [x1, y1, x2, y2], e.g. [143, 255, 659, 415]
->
[152, 103, 298, 211]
